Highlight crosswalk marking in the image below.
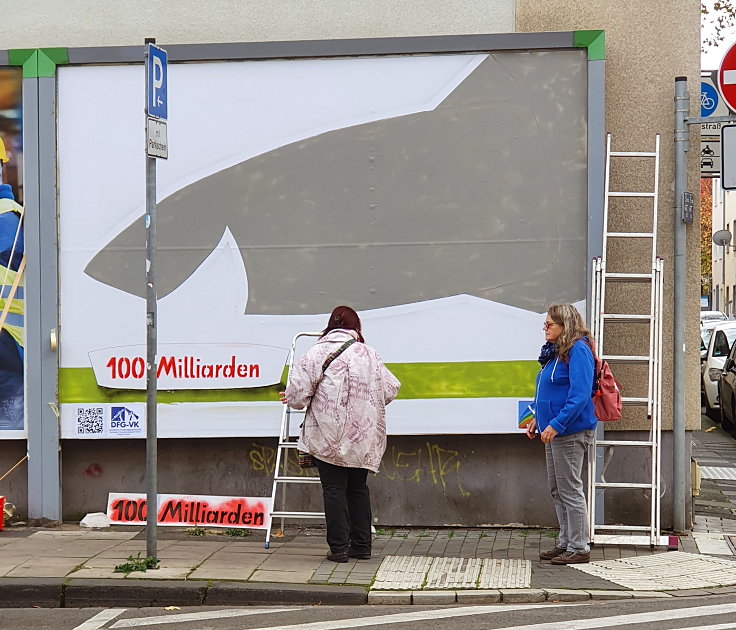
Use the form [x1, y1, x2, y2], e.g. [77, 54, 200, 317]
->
[234, 604, 577, 630]
[73, 609, 126, 630]
[469, 602, 736, 630]
[110, 607, 297, 628]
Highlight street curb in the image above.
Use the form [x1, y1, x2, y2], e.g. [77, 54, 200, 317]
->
[0, 578, 63, 608]
[205, 582, 368, 606]
[64, 579, 207, 608]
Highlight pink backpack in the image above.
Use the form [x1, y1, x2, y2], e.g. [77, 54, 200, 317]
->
[592, 355, 622, 422]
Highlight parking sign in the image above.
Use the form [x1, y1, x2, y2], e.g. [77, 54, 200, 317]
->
[146, 44, 167, 120]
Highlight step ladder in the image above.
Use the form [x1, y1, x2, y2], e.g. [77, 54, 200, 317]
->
[587, 133, 669, 547]
[265, 331, 324, 549]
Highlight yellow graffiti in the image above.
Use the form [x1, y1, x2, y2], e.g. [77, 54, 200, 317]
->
[383, 442, 469, 498]
[248, 443, 313, 477]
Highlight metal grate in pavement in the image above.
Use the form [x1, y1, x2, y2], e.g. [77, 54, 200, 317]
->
[571, 551, 736, 590]
[478, 558, 531, 589]
[700, 466, 736, 480]
[371, 556, 531, 590]
[425, 557, 483, 589]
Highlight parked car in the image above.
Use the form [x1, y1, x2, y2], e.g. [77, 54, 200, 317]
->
[701, 310, 728, 325]
[702, 322, 736, 420]
[718, 340, 736, 433]
[702, 320, 722, 400]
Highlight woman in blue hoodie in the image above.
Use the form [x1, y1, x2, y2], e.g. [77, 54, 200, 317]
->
[525, 304, 597, 565]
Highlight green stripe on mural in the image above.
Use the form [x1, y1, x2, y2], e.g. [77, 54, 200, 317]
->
[59, 361, 538, 404]
[574, 30, 605, 61]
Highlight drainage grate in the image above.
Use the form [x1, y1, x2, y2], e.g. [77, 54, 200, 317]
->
[700, 466, 736, 480]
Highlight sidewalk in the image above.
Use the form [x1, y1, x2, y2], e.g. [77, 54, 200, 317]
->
[0, 418, 735, 609]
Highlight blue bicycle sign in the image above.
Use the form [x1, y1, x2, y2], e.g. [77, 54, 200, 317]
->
[702, 82, 719, 117]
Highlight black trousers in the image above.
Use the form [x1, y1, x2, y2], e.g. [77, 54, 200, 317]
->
[315, 458, 372, 555]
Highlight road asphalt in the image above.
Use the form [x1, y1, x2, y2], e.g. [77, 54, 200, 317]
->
[0, 416, 735, 608]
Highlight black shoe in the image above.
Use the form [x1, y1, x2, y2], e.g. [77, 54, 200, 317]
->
[347, 548, 371, 560]
[539, 546, 567, 560]
[326, 551, 348, 563]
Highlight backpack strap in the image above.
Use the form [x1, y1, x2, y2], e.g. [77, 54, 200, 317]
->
[322, 339, 356, 372]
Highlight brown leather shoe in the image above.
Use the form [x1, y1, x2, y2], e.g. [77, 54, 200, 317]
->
[539, 546, 567, 560]
[550, 550, 590, 565]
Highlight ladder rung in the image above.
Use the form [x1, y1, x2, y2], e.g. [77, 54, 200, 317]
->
[595, 482, 653, 489]
[602, 355, 650, 364]
[275, 476, 322, 483]
[270, 511, 325, 518]
[608, 192, 656, 197]
[286, 409, 306, 414]
[622, 397, 649, 405]
[596, 440, 653, 447]
[610, 151, 657, 158]
[593, 524, 652, 532]
[604, 272, 654, 282]
[602, 314, 651, 322]
[591, 534, 670, 546]
[278, 442, 299, 448]
[607, 232, 655, 238]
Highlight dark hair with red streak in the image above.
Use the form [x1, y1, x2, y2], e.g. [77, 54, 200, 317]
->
[322, 306, 364, 343]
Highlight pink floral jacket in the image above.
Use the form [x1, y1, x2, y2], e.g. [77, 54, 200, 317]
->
[285, 329, 400, 473]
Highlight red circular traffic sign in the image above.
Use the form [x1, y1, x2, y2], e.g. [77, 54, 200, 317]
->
[718, 41, 736, 112]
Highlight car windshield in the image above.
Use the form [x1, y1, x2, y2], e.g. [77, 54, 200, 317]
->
[702, 312, 727, 321]
[712, 328, 736, 357]
[702, 328, 715, 351]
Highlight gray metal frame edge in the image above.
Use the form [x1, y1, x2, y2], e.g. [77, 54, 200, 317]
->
[23, 75, 61, 522]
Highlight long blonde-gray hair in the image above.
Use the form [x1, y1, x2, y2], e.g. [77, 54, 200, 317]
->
[547, 304, 594, 362]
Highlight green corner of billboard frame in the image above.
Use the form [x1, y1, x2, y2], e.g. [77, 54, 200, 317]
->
[574, 30, 605, 60]
[7, 47, 68, 78]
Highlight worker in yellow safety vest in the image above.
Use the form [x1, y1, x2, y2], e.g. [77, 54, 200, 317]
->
[0, 182, 23, 430]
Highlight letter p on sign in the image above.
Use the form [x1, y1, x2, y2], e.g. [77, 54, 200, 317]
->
[147, 44, 168, 120]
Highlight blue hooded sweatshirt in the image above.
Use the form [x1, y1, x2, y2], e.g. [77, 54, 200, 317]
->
[534, 339, 597, 436]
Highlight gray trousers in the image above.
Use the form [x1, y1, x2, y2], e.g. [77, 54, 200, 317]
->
[545, 429, 594, 553]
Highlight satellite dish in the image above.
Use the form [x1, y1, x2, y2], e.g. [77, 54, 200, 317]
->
[713, 229, 732, 247]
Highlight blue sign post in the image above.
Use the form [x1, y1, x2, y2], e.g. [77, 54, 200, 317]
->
[146, 44, 168, 120]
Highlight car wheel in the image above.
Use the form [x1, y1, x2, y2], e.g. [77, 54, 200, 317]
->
[705, 390, 721, 421]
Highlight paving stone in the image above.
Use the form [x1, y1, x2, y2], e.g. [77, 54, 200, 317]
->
[630, 591, 673, 598]
[368, 590, 412, 605]
[412, 590, 456, 604]
[500, 588, 546, 603]
[543, 588, 591, 601]
[456, 589, 502, 603]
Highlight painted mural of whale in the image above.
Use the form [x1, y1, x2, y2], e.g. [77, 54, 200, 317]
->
[85, 51, 588, 315]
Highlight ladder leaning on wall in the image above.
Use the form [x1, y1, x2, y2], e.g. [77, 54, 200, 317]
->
[587, 133, 669, 547]
[265, 331, 324, 549]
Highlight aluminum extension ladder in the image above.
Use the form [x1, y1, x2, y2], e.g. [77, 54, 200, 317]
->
[265, 331, 324, 549]
[587, 133, 669, 547]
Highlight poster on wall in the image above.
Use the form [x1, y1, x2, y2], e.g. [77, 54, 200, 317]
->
[0, 68, 24, 439]
[57, 50, 589, 438]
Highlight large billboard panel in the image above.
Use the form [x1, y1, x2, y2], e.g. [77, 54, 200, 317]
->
[57, 50, 588, 438]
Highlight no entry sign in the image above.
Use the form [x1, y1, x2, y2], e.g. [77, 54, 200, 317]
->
[719, 41, 736, 112]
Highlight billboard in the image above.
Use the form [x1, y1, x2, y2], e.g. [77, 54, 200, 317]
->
[57, 50, 589, 438]
[0, 68, 24, 439]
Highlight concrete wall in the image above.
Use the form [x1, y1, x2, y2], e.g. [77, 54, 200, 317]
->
[0, 1, 514, 48]
[0, 0, 702, 529]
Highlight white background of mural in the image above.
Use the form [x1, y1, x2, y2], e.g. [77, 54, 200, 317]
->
[57, 56, 578, 438]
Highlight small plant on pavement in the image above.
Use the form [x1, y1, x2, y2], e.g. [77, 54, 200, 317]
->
[225, 527, 251, 537]
[185, 525, 206, 536]
[114, 552, 160, 573]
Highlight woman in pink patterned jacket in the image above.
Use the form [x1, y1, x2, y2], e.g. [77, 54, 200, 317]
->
[281, 306, 400, 563]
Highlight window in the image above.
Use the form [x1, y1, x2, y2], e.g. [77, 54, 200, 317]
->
[713, 328, 736, 358]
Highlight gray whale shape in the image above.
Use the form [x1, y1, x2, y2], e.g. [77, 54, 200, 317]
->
[85, 51, 588, 314]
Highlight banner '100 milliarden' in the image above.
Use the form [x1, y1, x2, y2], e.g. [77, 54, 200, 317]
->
[107, 493, 272, 529]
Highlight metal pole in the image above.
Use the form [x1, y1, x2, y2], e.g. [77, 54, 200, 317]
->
[145, 38, 158, 559]
[673, 77, 689, 533]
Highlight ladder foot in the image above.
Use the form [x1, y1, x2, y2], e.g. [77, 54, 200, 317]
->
[264, 542, 270, 549]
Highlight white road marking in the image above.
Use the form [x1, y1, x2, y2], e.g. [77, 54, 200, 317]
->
[111, 607, 297, 628]
[234, 603, 577, 630]
[72, 609, 126, 630]
[470, 601, 736, 630]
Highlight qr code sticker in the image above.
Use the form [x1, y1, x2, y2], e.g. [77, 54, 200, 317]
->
[77, 407, 104, 435]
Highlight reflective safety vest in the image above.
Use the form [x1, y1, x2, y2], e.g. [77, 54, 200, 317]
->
[0, 198, 23, 351]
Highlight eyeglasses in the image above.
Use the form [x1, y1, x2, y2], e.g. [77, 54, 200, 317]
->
[542, 321, 559, 330]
